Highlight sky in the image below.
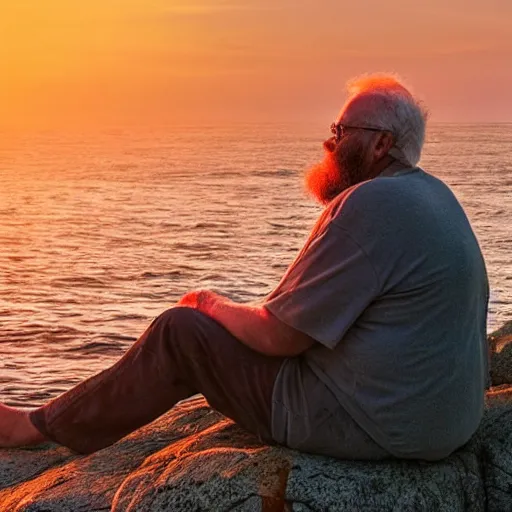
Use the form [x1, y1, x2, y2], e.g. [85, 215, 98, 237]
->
[1, 0, 511, 130]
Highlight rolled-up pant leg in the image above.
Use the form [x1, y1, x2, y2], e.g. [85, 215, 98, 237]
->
[29, 307, 285, 454]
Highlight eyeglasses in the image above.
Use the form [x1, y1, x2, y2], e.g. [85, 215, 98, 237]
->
[330, 122, 385, 144]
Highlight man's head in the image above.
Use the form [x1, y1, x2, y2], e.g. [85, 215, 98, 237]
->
[305, 73, 429, 204]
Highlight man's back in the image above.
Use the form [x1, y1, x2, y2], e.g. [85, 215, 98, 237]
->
[266, 167, 489, 459]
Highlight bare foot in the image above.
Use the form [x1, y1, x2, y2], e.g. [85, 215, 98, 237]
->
[0, 403, 46, 448]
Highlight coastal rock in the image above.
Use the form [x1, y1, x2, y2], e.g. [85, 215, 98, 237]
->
[0, 396, 491, 512]
[478, 400, 512, 512]
[0, 324, 511, 511]
[489, 320, 512, 386]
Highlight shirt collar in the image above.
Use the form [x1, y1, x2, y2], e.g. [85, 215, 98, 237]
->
[378, 160, 415, 177]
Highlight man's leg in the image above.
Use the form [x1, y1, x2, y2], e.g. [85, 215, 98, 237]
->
[8, 307, 285, 454]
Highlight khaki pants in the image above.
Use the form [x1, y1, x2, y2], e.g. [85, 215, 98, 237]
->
[29, 307, 284, 454]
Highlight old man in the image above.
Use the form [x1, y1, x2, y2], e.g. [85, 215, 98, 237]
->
[0, 74, 489, 461]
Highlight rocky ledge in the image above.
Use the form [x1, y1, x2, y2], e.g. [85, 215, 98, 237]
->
[1, 321, 511, 511]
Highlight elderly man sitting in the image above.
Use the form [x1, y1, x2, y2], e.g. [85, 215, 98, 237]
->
[0, 74, 489, 461]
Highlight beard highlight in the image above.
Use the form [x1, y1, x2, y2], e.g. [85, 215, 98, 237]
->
[304, 153, 350, 205]
[305, 137, 370, 205]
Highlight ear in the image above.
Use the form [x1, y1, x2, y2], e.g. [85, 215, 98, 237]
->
[373, 131, 395, 160]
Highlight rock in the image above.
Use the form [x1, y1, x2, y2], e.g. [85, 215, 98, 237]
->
[0, 396, 493, 511]
[1, 323, 511, 511]
[488, 320, 512, 349]
[477, 402, 512, 512]
[489, 320, 512, 386]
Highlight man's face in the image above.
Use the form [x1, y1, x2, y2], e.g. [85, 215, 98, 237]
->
[305, 127, 374, 205]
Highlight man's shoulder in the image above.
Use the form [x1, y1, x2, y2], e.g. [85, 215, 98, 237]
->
[351, 168, 435, 198]
[326, 168, 455, 238]
[328, 170, 425, 220]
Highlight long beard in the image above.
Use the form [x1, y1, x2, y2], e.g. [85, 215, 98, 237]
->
[305, 140, 369, 205]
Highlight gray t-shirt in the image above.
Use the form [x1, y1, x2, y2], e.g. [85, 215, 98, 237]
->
[265, 167, 489, 460]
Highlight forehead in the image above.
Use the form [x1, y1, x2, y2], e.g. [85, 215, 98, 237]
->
[335, 93, 383, 125]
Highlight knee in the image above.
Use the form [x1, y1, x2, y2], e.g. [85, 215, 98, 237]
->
[157, 306, 201, 327]
[150, 307, 213, 358]
[154, 307, 211, 338]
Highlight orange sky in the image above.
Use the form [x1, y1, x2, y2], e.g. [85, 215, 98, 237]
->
[1, 0, 511, 130]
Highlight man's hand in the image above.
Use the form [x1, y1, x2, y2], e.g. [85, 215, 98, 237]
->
[177, 289, 221, 315]
[177, 289, 315, 356]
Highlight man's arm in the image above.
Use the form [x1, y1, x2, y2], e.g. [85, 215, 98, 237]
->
[177, 290, 315, 357]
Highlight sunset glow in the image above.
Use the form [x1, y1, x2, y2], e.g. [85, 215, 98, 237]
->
[1, 0, 512, 130]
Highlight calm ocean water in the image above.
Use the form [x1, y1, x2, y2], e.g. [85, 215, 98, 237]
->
[0, 123, 511, 407]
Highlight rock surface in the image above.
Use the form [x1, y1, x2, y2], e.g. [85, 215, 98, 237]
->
[1, 324, 511, 511]
[489, 320, 512, 386]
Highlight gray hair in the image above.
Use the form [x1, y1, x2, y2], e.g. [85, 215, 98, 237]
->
[344, 74, 429, 167]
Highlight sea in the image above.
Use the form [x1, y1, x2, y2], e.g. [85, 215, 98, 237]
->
[0, 123, 511, 407]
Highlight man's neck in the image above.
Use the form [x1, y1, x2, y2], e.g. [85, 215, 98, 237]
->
[378, 159, 412, 177]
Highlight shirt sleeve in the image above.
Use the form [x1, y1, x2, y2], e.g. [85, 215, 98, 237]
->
[264, 223, 379, 349]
